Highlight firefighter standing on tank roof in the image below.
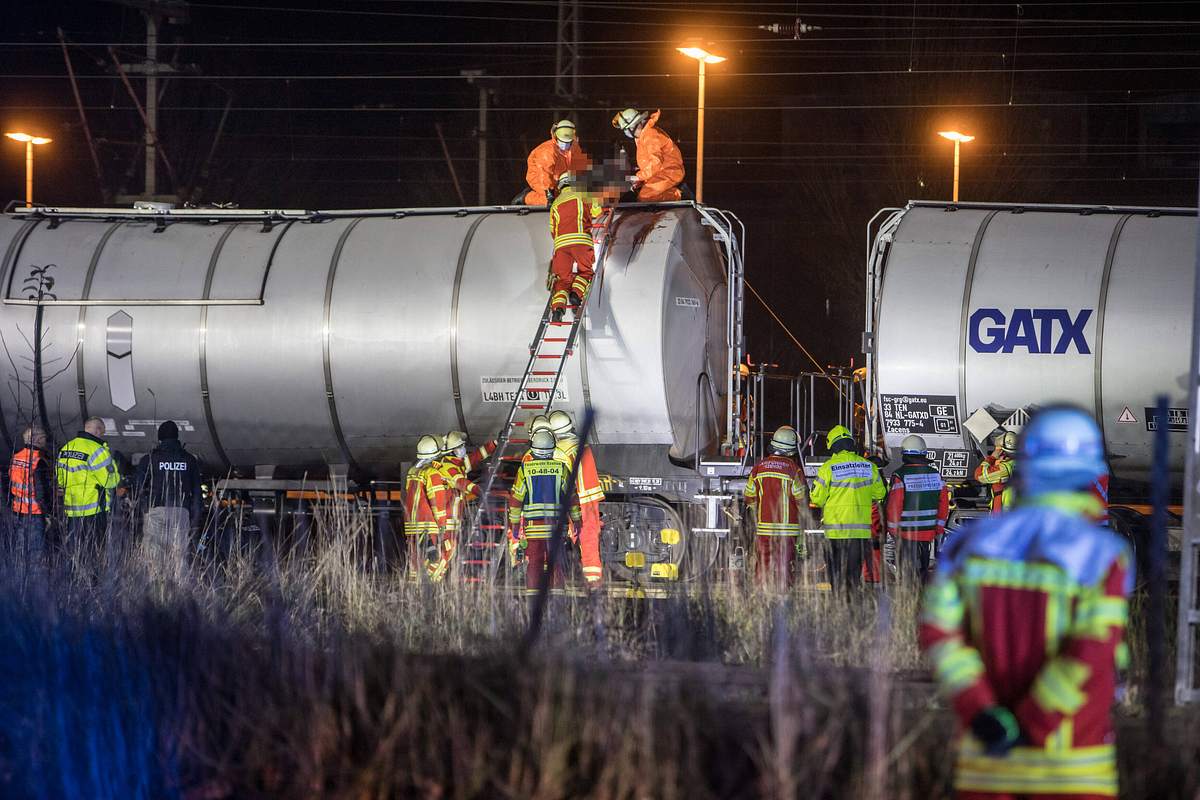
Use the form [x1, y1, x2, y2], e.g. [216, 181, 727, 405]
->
[10, 424, 54, 562]
[975, 430, 1016, 513]
[920, 405, 1131, 800]
[523, 120, 590, 206]
[885, 434, 949, 586]
[743, 425, 810, 587]
[611, 108, 685, 202]
[403, 435, 449, 578]
[809, 425, 886, 594]
[508, 429, 579, 597]
[548, 410, 606, 586]
[548, 172, 602, 322]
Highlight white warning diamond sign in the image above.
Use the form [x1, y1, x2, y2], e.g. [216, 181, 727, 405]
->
[1117, 407, 1138, 424]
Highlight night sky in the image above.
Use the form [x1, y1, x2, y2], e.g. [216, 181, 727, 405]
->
[3, 0, 1198, 375]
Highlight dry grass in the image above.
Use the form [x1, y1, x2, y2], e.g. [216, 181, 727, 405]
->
[0, 498, 1196, 799]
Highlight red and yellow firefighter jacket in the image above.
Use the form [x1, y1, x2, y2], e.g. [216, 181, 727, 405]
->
[550, 188, 602, 252]
[10, 446, 51, 515]
[919, 491, 1132, 798]
[743, 453, 808, 535]
[1089, 473, 1110, 526]
[437, 459, 479, 535]
[885, 457, 950, 542]
[975, 454, 1015, 513]
[553, 437, 605, 507]
[403, 461, 447, 538]
[508, 456, 580, 539]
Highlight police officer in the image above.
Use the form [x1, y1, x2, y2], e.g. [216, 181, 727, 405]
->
[810, 425, 886, 594]
[920, 406, 1131, 800]
[57, 416, 121, 553]
[134, 420, 203, 570]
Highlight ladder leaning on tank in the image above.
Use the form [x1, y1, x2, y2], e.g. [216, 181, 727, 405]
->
[459, 205, 617, 584]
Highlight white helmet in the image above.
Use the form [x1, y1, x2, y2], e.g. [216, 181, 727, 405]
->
[530, 429, 557, 459]
[444, 430, 468, 457]
[900, 434, 927, 456]
[769, 425, 799, 454]
[529, 415, 552, 434]
[551, 119, 576, 144]
[416, 434, 441, 460]
[998, 430, 1018, 454]
[556, 171, 573, 191]
[548, 409, 575, 437]
[612, 108, 647, 138]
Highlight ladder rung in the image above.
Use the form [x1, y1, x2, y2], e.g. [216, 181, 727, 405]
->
[531, 371, 556, 376]
[518, 404, 542, 409]
[509, 437, 529, 444]
[543, 337, 567, 342]
[536, 354, 562, 360]
[547, 321, 572, 326]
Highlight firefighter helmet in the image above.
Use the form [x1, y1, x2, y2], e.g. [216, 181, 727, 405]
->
[826, 425, 853, 451]
[612, 108, 647, 137]
[1017, 405, 1106, 494]
[529, 415, 552, 434]
[998, 430, 1018, 454]
[901, 434, 927, 455]
[548, 409, 575, 436]
[444, 430, 468, 454]
[556, 171, 573, 191]
[416, 434, 441, 460]
[530, 429, 557, 458]
[769, 425, 799, 454]
[551, 119, 576, 144]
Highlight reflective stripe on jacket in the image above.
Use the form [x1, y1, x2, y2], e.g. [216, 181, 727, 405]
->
[553, 437, 605, 506]
[744, 453, 808, 535]
[809, 451, 885, 539]
[550, 188, 602, 250]
[438, 457, 479, 534]
[10, 447, 49, 515]
[508, 457, 580, 539]
[886, 459, 950, 542]
[919, 491, 1131, 797]
[403, 462, 447, 537]
[974, 455, 1015, 513]
[57, 433, 120, 518]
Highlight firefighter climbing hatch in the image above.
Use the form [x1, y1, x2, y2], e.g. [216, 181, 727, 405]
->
[548, 171, 602, 322]
[523, 119, 590, 206]
[611, 108, 685, 202]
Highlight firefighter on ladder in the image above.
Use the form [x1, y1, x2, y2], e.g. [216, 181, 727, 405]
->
[744, 425, 810, 587]
[547, 171, 602, 322]
[975, 430, 1016, 513]
[885, 434, 950, 586]
[431, 432, 493, 582]
[508, 429, 579, 597]
[920, 406, 1131, 800]
[549, 409, 605, 587]
[403, 434, 448, 578]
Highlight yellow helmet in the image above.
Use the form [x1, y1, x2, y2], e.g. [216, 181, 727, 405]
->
[825, 425, 853, 451]
[416, 434, 441, 460]
[444, 430, 468, 452]
[548, 409, 575, 436]
[551, 119, 576, 144]
[529, 415, 552, 434]
[611, 108, 647, 136]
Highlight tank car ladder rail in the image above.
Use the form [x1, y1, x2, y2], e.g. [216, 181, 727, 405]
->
[1178, 492, 1200, 703]
[462, 206, 616, 583]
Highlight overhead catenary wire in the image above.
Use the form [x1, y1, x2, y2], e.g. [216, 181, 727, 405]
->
[745, 280, 845, 398]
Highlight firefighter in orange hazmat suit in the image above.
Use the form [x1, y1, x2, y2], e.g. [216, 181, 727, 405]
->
[611, 108, 684, 202]
[524, 119, 590, 206]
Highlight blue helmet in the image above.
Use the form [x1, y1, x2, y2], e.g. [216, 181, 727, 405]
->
[1018, 405, 1107, 494]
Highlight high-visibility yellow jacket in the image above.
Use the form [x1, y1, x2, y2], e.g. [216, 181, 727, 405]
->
[57, 432, 120, 518]
[549, 188, 602, 251]
[809, 450, 885, 539]
[975, 454, 1016, 512]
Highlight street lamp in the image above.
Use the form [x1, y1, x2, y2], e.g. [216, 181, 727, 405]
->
[5, 132, 53, 208]
[677, 44, 726, 204]
[937, 130, 974, 203]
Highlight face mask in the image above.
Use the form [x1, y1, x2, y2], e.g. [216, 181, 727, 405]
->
[622, 128, 635, 140]
[557, 139, 572, 151]
[456, 447, 467, 460]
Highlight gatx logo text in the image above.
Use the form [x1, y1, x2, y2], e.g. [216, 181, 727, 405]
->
[968, 308, 1093, 354]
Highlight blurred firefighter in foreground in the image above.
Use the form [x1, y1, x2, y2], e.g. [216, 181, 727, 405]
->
[743, 425, 809, 587]
[403, 434, 447, 578]
[920, 406, 1131, 800]
[57, 416, 121, 552]
[548, 172, 602, 322]
[549, 410, 606, 586]
[9, 424, 53, 561]
[885, 434, 949, 586]
[611, 108, 685, 202]
[523, 119, 590, 206]
[508, 429, 579, 597]
[810, 425, 885, 593]
[975, 430, 1016, 513]
[431, 431, 494, 582]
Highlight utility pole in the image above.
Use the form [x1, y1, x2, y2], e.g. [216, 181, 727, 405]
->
[110, 0, 189, 202]
[554, 0, 580, 103]
[462, 70, 488, 205]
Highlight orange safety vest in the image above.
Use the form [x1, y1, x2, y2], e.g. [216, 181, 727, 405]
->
[10, 447, 43, 515]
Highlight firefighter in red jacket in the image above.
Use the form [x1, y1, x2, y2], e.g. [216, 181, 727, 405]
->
[743, 425, 810, 586]
[920, 405, 1131, 799]
[403, 434, 449, 577]
[549, 410, 606, 586]
[9, 424, 53, 560]
[547, 172, 602, 322]
[885, 434, 950, 585]
[974, 430, 1016, 513]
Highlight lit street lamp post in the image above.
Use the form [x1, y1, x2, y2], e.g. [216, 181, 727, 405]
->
[938, 130, 974, 203]
[5, 132, 53, 208]
[677, 45, 726, 204]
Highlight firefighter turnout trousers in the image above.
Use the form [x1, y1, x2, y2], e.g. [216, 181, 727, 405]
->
[509, 457, 579, 595]
[744, 453, 809, 586]
[886, 457, 950, 585]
